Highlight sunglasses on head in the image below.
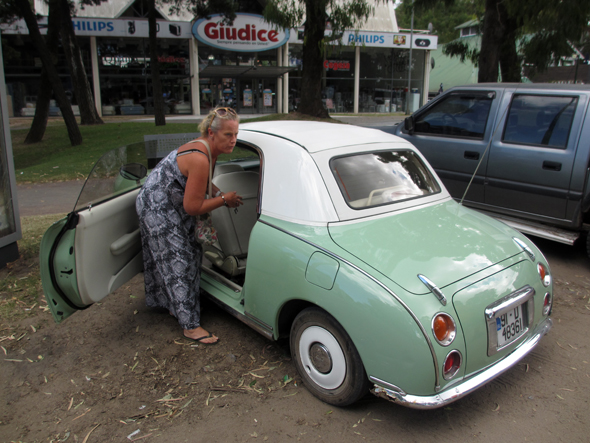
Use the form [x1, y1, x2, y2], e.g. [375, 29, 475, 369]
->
[214, 107, 237, 117]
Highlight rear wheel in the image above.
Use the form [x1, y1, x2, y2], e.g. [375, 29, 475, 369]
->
[290, 307, 369, 406]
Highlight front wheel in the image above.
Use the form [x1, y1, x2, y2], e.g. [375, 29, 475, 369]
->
[290, 307, 369, 406]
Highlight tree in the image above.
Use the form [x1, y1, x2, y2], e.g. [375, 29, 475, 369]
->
[11, 0, 83, 146]
[57, 0, 103, 125]
[148, 0, 166, 126]
[401, 0, 590, 83]
[395, 0, 480, 44]
[23, 0, 61, 144]
[263, 0, 379, 118]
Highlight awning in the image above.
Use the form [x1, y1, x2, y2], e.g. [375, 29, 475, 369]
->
[199, 65, 297, 78]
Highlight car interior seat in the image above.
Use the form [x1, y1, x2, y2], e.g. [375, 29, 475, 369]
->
[213, 163, 244, 178]
[204, 171, 259, 276]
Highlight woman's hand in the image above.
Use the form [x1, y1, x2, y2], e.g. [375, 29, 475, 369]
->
[222, 191, 243, 208]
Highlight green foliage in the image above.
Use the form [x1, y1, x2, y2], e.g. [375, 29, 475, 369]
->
[398, 0, 589, 74]
[511, 0, 590, 74]
[443, 40, 479, 66]
[263, 0, 381, 45]
[395, 0, 482, 44]
[163, 0, 238, 22]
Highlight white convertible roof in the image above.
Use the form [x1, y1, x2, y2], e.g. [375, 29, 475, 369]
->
[235, 121, 450, 224]
[239, 121, 403, 153]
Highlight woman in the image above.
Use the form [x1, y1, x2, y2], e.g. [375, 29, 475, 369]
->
[136, 107, 243, 344]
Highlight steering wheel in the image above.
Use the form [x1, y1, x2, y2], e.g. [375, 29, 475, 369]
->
[442, 113, 459, 127]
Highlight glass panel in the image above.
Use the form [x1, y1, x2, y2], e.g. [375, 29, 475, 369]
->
[0, 98, 17, 238]
[414, 92, 494, 138]
[330, 150, 441, 209]
[75, 142, 149, 212]
[502, 95, 577, 149]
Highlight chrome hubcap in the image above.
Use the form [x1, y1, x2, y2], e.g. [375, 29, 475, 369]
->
[309, 343, 332, 374]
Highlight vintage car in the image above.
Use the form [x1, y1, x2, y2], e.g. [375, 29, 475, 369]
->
[40, 121, 553, 408]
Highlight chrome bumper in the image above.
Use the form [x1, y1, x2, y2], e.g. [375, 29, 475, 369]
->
[371, 318, 552, 409]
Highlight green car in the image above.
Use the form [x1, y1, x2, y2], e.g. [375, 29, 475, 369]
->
[40, 122, 553, 408]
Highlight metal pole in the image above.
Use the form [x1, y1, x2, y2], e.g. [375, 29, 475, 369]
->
[406, 5, 414, 115]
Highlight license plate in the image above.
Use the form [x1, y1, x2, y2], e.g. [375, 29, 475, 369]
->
[495, 304, 525, 347]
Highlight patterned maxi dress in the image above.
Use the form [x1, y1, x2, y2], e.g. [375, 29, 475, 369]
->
[136, 145, 208, 330]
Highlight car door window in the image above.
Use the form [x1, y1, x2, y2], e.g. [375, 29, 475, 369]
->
[414, 92, 494, 138]
[502, 94, 578, 149]
[75, 142, 148, 211]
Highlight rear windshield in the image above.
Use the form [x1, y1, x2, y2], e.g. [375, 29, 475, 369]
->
[330, 150, 441, 209]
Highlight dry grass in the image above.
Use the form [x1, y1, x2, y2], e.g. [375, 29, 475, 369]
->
[0, 213, 66, 322]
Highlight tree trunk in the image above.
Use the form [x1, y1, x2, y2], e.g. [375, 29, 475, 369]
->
[57, 0, 103, 125]
[298, 0, 329, 118]
[24, 0, 60, 144]
[149, 0, 166, 126]
[478, 0, 502, 82]
[16, 0, 82, 146]
[498, 13, 520, 82]
[478, 0, 521, 83]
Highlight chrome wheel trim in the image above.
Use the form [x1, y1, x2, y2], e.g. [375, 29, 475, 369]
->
[299, 326, 346, 390]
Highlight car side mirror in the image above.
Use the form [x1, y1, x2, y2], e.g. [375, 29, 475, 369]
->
[404, 116, 415, 135]
[120, 163, 147, 183]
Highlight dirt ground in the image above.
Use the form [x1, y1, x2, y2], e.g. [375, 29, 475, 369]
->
[1, 234, 589, 443]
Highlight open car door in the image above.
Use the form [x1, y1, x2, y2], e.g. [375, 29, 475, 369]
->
[40, 143, 148, 323]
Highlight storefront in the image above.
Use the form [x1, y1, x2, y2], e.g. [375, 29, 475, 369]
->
[192, 13, 293, 115]
[288, 30, 435, 114]
[1, 7, 436, 117]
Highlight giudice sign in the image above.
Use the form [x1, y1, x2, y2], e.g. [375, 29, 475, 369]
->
[192, 13, 289, 52]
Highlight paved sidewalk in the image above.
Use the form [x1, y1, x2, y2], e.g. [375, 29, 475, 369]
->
[17, 181, 83, 217]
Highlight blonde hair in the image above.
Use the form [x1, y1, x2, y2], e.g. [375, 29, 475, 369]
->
[199, 107, 240, 134]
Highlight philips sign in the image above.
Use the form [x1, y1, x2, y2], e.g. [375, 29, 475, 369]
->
[192, 13, 289, 52]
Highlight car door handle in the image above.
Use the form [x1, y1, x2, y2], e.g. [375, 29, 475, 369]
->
[464, 151, 479, 160]
[110, 229, 141, 256]
[542, 161, 562, 171]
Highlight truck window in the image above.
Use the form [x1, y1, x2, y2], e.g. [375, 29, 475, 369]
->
[502, 95, 577, 149]
[413, 92, 494, 139]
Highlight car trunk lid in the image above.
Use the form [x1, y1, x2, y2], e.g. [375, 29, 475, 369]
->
[328, 201, 523, 295]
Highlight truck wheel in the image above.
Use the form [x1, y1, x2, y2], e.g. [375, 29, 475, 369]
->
[290, 307, 369, 406]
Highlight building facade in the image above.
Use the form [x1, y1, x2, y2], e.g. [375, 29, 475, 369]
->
[1, 0, 437, 117]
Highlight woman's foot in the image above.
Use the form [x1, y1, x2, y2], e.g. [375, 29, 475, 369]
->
[184, 326, 219, 344]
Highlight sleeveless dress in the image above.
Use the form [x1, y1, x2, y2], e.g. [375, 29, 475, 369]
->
[135, 143, 209, 330]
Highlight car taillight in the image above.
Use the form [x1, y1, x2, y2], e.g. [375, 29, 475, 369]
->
[432, 313, 456, 346]
[537, 263, 551, 287]
[543, 292, 552, 316]
[443, 350, 462, 380]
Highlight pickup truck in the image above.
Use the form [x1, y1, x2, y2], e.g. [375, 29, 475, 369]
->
[385, 83, 590, 255]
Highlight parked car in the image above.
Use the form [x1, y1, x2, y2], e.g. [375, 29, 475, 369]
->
[40, 122, 553, 408]
[384, 83, 590, 255]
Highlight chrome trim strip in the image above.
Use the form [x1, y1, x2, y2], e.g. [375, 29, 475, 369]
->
[371, 318, 552, 409]
[201, 266, 243, 293]
[369, 376, 406, 395]
[258, 218, 441, 389]
[203, 294, 274, 341]
[484, 285, 535, 319]
[244, 311, 273, 332]
[513, 237, 535, 261]
[418, 274, 447, 306]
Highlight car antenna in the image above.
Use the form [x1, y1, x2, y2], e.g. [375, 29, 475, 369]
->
[460, 88, 518, 206]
